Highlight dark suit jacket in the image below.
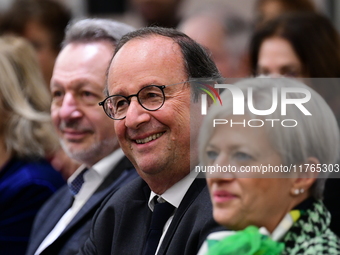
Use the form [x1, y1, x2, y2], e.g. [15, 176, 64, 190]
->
[79, 177, 225, 255]
[0, 157, 65, 255]
[26, 156, 137, 255]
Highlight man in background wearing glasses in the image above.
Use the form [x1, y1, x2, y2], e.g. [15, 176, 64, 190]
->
[80, 27, 225, 255]
[26, 19, 137, 255]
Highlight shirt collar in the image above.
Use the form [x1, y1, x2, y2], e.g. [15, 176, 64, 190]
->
[148, 171, 199, 211]
[67, 148, 125, 185]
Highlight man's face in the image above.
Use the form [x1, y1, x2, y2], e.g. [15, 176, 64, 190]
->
[51, 42, 118, 166]
[107, 36, 193, 183]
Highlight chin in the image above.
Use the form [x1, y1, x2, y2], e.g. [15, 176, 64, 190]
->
[213, 210, 237, 228]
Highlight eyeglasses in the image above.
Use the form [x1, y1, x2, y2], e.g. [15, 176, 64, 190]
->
[99, 81, 187, 120]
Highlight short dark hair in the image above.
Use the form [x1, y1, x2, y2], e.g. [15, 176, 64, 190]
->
[0, 0, 71, 53]
[250, 12, 340, 77]
[112, 27, 223, 100]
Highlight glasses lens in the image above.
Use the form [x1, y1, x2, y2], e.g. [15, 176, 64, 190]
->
[104, 96, 129, 119]
[138, 86, 165, 110]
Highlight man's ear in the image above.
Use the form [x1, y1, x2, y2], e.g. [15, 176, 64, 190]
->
[290, 157, 319, 196]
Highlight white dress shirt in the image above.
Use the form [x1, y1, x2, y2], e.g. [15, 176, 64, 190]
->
[35, 149, 125, 255]
[148, 171, 199, 255]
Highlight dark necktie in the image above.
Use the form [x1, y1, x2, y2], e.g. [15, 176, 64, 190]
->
[69, 168, 88, 196]
[142, 197, 175, 255]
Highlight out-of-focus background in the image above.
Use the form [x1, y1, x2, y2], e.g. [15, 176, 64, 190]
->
[0, 0, 335, 28]
[0, 0, 335, 30]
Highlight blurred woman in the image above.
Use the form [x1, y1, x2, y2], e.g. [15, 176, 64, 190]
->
[250, 12, 340, 78]
[198, 78, 340, 254]
[0, 36, 65, 255]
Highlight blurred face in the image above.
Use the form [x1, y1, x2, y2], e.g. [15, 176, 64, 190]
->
[51, 42, 118, 166]
[257, 37, 304, 78]
[257, 0, 285, 26]
[180, 16, 232, 78]
[107, 36, 196, 190]
[132, 0, 182, 24]
[205, 117, 295, 232]
[23, 20, 58, 85]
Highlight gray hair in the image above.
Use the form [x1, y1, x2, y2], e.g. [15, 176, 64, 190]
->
[199, 78, 339, 199]
[62, 18, 135, 47]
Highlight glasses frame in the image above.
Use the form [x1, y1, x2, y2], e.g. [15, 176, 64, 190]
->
[99, 81, 188, 120]
[99, 85, 167, 120]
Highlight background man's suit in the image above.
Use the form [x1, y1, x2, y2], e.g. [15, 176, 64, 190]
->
[26, 156, 137, 255]
[80, 177, 225, 255]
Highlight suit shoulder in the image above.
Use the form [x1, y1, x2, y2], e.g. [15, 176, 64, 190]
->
[98, 176, 147, 209]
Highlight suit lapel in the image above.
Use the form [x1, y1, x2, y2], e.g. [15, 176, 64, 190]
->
[157, 178, 206, 255]
[29, 187, 73, 254]
[52, 156, 135, 241]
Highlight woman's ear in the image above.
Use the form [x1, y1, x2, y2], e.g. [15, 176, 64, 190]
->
[290, 157, 319, 196]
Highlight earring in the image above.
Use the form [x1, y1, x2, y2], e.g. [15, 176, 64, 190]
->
[299, 188, 304, 194]
[294, 189, 300, 195]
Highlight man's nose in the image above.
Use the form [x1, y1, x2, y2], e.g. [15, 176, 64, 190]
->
[124, 98, 151, 129]
[58, 93, 83, 120]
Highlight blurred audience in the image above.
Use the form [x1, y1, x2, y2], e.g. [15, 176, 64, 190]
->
[254, 0, 316, 28]
[0, 35, 65, 255]
[250, 12, 340, 79]
[198, 78, 340, 254]
[0, 0, 80, 179]
[0, 0, 72, 85]
[179, 5, 251, 78]
[112, 0, 185, 28]
[130, 0, 184, 27]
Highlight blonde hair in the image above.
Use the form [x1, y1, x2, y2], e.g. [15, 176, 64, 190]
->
[0, 35, 58, 158]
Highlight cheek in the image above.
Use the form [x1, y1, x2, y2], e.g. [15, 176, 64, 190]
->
[114, 121, 126, 140]
[51, 107, 60, 125]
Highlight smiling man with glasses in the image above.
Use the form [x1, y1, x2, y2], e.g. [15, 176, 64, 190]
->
[99, 81, 188, 120]
[80, 27, 225, 255]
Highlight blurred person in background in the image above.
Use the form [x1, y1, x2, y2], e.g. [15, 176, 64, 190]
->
[250, 12, 340, 79]
[114, 0, 184, 28]
[179, 4, 251, 78]
[0, 0, 77, 178]
[249, 12, 340, 236]
[26, 19, 137, 255]
[254, 0, 316, 29]
[0, 0, 72, 86]
[198, 78, 340, 254]
[0, 35, 65, 255]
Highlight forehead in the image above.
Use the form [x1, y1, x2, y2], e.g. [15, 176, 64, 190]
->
[107, 35, 187, 94]
[52, 41, 114, 88]
[258, 37, 300, 67]
[56, 42, 113, 68]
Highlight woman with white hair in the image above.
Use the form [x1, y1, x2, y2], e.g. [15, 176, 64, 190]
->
[198, 78, 340, 254]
